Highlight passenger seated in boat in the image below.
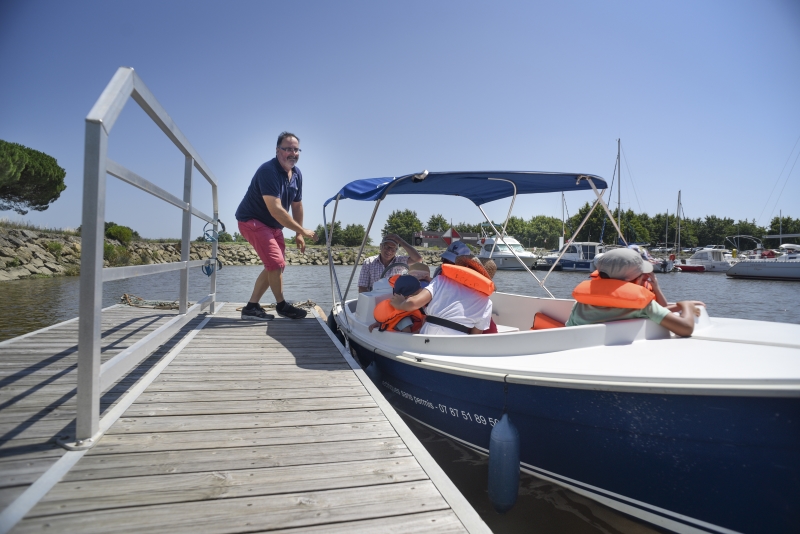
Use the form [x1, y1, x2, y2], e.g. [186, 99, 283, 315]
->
[391, 255, 494, 335]
[477, 258, 499, 334]
[566, 248, 701, 337]
[407, 262, 432, 288]
[369, 275, 425, 333]
[432, 241, 471, 279]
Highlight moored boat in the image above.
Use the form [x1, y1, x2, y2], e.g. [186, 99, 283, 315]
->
[541, 241, 604, 272]
[477, 235, 537, 270]
[681, 249, 734, 272]
[726, 244, 800, 281]
[324, 170, 800, 534]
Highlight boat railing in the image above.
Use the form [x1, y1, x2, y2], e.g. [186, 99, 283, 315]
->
[74, 67, 221, 448]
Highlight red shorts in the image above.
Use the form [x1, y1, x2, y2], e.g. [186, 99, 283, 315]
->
[238, 219, 285, 270]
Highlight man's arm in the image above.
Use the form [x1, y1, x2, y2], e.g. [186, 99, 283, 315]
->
[263, 196, 315, 239]
[385, 233, 422, 263]
[646, 274, 668, 307]
[390, 290, 432, 311]
[291, 200, 306, 252]
[660, 301, 697, 337]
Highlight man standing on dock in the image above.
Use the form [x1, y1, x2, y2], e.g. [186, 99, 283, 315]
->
[235, 132, 316, 320]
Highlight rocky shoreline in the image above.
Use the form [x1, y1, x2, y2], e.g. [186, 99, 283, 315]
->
[0, 228, 446, 282]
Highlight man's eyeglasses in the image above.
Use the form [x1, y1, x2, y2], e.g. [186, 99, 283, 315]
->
[278, 147, 302, 154]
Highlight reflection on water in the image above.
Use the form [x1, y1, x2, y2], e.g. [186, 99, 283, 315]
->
[402, 415, 665, 534]
[0, 265, 796, 533]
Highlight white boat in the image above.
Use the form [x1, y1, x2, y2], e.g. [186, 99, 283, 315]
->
[627, 244, 675, 273]
[324, 170, 800, 534]
[726, 244, 800, 281]
[681, 248, 734, 272]
[477, 235, 537, 270]
[541, 242, 604, 271]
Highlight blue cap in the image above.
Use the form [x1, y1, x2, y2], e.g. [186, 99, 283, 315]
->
[441, 241, 471, 263]
[393, 275, 421, 297]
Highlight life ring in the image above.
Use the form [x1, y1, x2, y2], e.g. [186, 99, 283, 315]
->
[669, 254, 675, 261]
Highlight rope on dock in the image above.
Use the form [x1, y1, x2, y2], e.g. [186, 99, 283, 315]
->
[120, 294, 184, 310]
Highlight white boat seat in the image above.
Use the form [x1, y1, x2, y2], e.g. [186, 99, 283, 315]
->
[495, 324, 520, 333]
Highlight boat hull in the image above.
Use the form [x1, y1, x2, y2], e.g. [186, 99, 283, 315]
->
[477, 254, 537, 270]
[726, 260, 800, 281]
[348, 338, 800, 534]
[544, 258, 593, 271]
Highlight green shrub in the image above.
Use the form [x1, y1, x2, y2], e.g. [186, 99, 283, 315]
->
[106, 224, 133, 245]
[103, 242, 115, 260]
[46, 241, 63, 261]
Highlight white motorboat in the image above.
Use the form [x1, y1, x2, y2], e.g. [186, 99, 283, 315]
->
[681, 248, 734, 272]
[541, 241, 604, 271]
[726, 244, 800, 281]
[477, 235, 537, 270]
[323, 170, 800, 534]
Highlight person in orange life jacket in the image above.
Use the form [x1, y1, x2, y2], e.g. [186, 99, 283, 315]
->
[391, 255, 494, 335]
[369, 275, 426, 333]
[477, 258, 499, 334]
[432, 241, 472, 279]
[566, 248, 703, 337]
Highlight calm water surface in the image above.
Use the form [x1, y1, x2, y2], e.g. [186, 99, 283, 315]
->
[1, 265, 796, 533]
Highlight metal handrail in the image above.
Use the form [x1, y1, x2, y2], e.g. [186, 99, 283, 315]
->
[74, 67, 221, 448]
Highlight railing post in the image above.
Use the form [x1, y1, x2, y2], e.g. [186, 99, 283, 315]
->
[210, 187, 218, 313]
[76, 120, 108, 441]
[179, 156, 193, 314]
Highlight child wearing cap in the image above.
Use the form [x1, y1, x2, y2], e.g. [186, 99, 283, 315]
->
[369, 275, 426, 333]
[566, 248, 704, 337]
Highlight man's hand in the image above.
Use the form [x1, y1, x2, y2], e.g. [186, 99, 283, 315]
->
[295, 228, 316, 254]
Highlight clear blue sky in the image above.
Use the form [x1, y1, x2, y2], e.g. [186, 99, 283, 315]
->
[1, 0, 798, 242]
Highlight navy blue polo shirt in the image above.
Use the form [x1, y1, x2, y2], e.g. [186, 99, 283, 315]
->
[235, 158, 302, 229]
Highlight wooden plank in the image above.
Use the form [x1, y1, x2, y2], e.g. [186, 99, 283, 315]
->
[266, 511, 467, 534]
[107, 408, 386, 434]
[31, 457, 427, 516]
[67, 436, 409, 479]
[87, 422, 398, 455]
[16, 481, 450, 534]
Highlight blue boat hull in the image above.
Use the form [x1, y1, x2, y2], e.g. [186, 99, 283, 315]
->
[545, 259, 593, 271]
[350, 340, 800, 534]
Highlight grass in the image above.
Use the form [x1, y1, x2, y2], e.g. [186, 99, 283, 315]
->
[0, 218, 80, 236]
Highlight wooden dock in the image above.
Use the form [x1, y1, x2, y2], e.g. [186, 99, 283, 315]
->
[0, 304, 488, 533]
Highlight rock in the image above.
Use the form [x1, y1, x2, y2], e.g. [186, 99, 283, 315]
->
[0, 270, 14, 281]
[21, 230, 39, 239]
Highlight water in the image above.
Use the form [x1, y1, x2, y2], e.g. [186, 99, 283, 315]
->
[1, 266, 797, 533]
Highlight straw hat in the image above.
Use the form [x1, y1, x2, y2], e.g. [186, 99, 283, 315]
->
[407, 262, 430, 279]
[455, 255, 491, 280]
[478, 257, 497, 279]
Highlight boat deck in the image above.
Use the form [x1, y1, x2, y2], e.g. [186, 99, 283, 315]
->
[0, 304, 486, 533]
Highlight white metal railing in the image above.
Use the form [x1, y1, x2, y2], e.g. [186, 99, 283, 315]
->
[73, 67, 220, 447]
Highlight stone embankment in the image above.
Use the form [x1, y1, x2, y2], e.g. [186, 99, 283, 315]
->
[0, 228, 446, 282]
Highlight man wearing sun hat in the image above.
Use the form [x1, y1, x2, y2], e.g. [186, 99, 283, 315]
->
[391, 254, 494, 335]
[566, 248, 702, 337]
[358, 233, 422, 293]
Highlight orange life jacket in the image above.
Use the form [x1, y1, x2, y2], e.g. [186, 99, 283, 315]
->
[572, 277, 655, 309]
[440, 264, 495, 296]
[589, 270, 654, 292]
[388, 275, 400, 287]
[373, 300, 425, 332]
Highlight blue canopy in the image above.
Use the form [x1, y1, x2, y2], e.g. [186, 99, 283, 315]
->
[324, 171, 607, 207]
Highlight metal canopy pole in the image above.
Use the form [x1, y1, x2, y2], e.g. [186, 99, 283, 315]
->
[76, 120, 108, 443]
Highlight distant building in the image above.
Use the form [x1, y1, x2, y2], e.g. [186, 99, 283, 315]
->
[413, 229, 480, 248]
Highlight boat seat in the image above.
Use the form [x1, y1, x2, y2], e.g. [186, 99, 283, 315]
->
[531, 312, 566, 330]
[495, 324, 520, 333]
[355, 289, 392, 324]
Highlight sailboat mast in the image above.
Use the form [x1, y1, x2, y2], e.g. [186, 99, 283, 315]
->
[617, 139, 622, 237]
[675, 190, 681, 252]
